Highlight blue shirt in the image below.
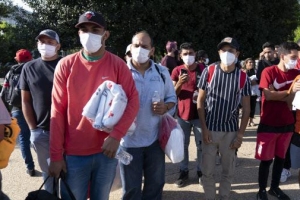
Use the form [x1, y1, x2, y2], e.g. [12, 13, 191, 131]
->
[120, 60, 177, 148]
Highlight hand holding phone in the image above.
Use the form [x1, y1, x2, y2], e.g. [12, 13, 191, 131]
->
[180, 68, 188, 75]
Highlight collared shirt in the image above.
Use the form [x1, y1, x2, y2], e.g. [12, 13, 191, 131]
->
[121, 60, 177, 148]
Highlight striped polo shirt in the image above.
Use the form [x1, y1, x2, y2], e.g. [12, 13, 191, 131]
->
[197, 64, 251, 132]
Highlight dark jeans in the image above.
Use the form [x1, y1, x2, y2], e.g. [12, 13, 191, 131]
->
[120, 141, 165, 200]
[250, 95, 257, 118]
[11, 110, 34, 170]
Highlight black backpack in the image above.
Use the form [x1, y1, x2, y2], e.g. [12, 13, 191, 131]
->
[1, 63, 23, 107]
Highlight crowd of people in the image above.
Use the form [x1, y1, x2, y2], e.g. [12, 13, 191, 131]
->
[0, 10, 300, 200]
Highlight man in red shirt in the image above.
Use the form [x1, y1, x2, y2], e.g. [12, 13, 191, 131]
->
[256, 42, 300, 200]
[171, 42, 204, 187]
[48, 11, 139, 200]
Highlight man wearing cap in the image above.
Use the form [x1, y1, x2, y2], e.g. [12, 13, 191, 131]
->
[48, 11, 139, 200]
[160, 41, 178, 74]
[0, 49, 35, 177]
[197, 37, 251, 200]
[19, 29, 61, 192]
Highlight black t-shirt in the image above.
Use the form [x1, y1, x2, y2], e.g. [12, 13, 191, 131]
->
[256, 58, 279, 84]
[19, 57, 62, 130]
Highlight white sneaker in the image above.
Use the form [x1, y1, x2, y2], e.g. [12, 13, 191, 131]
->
[280, 168, 292, 183]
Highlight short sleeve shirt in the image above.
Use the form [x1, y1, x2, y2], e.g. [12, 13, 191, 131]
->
[171, 65, 200, 120]
[19, 57, 61, 130]
[197, 64, 251, 132]
[259, 66, 299, 127]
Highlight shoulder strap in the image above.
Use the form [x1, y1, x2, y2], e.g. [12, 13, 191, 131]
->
[155, 64, 165, 84]
[239, 70, 247, 90]
[195, 63, 205, 89]
[207, 64, 216, 83]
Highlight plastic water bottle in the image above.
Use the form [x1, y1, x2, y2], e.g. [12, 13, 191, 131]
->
[115, 148, 133, 165]
[152, 91, 161, 103]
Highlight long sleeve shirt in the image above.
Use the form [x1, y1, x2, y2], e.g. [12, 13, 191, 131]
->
[50, 51, 139, 161]
[120, 60, 177, 148]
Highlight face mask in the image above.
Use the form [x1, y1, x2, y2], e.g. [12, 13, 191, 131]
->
[220, 52, 236, 66]
[131, 47, 150, 64]
[284, 59, 297, 70]
[38, 44, 57, 58]
[80, 32, 105, 53]
[205, 58, 209, 65]
[182, 55, 195, 66]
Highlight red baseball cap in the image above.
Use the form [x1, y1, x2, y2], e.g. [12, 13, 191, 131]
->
[15, 49, 32, 63]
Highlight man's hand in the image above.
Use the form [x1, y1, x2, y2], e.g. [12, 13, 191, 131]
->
[202, 129, 212, 145]
[259, 51, 265, 60]
[152, 102, 167, 115]
[101, 136, 120, 158]
[178, 74, 189, 85]
[230, 133, 243, 149]
[292, 80, 300, 93]
[49, 160, 67, 178]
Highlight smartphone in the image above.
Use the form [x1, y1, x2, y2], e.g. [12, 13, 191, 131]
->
[180, 68, 188, 75]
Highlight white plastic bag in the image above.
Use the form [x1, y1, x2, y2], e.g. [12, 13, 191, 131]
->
[158, 113, 184, 163]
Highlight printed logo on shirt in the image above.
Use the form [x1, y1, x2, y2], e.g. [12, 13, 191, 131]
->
[102, 76, 109, 79]
[273, 78, 293, 90]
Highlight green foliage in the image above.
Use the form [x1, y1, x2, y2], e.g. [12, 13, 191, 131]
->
[0, 0, 14, 17]
[7, 0, 300, 63]
[294, 26, 300, 42]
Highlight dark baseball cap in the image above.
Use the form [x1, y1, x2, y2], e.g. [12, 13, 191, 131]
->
[217, 37, 239, 50]
[75, 11, 107, 29]
[35, 29, 60, 43]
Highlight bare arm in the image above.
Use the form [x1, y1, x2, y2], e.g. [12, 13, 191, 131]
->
[197, 89, 211, 144]
[21, 90, 36, 130]
[263, 88, 288, 101]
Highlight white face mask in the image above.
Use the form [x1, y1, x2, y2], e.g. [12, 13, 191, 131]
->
[80, 32, 105, 53]
[205, 58, 209, 65]
[182, 55, 195, 66]
[38, 44, 57, 58]
[220, 52, 236, 66]
[131, 47, 150, 64]
[284, 59, 297, 70]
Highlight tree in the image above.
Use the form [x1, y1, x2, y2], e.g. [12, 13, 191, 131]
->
[14, 0, 300, 62]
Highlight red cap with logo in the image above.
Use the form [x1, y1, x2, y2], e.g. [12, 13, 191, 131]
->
[15, 49, 32, 63]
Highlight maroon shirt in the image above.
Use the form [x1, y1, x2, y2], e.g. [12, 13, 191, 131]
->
[161, 55, 177, 74]
[171, 65, 199, 120]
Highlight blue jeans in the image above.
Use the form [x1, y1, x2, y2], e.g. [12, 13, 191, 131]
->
[120, 140, 165, 200]
[61, 153, 117, 200]
[177, 117, 202, 171]
[30, 128, 53, 193]
[11, 110, 34, 170]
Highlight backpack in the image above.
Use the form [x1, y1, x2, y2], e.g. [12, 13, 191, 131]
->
[155, 64, 166, 84]
[207, 63, 247, 91]
[195, 63, 205, 89]
[1, 64, 23, 107]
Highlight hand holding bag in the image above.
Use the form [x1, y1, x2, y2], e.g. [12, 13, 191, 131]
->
[25, 172, 75, 200]
[158, 113, 185, 163]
